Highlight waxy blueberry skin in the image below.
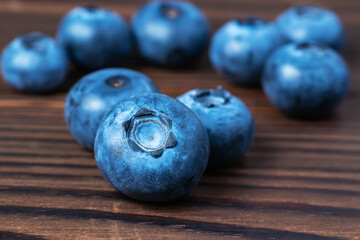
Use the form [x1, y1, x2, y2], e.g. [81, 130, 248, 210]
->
[95, 94, 209, 202]
[65, 68, 159, 150]
[276, 5, 344, 50]
[178, 87, 254, 168]
[132, 0, 210, 67]
[209, 18, 284, 85]
[262, 42, 349, 118]
[1, 32, 68, 93]
[57, 6, 131, 69]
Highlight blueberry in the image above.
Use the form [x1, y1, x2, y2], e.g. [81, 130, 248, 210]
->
[262, 42, 349, 118]
[209, 18, 284, 86]
[65, 68, 159, 150]
[132, 0, 210, 67]
[1, 32, 68, 93]
[57, 5, 131, 69]
[95, 93, 209, 202]
[276, 5, 344, 50]
[178, 86, 254, 168]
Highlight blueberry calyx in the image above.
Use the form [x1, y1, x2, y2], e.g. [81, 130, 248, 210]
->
[294, 5, 321, 17]
[122, 108, 177, 158]
[296, 42, 327, 50]
[160, 3, 182, 19]
[105, 75, 129, 88]
[193, 86, 231, 108]
[235, 17, 267, 27]
[21, 33, 46, 53]
[83, 5, 99, 12]
[295, 42, 330, 59]
[296, 42, 312, 49]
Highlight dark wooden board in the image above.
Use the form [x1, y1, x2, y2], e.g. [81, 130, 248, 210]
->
[1, 0, 360, 239]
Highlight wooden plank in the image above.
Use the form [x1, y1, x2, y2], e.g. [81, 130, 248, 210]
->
[0, 0, 360, 239]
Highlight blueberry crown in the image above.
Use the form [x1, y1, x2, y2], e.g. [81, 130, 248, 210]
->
[160, 3, 182, 19]
[294, 5, 323, 17]
[122, 108, 177, 158]
[235, 17, 268, 27]
[105, 75, 129, 88]
[296, 42, 327, 50]
[21, 33, 47, 53]
[193, 86, 231, 108]
[82, 5, 100, 12]
[294, 42, 330, 59]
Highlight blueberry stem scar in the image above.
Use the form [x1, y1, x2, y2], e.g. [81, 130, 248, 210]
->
[193, 86, 230, 108]
[294, 5, 321, 17]
[132, 119, 168, 150]
[105, 76, 128, 88]
[83, 5, 99, 11]
[296, 42, 327, 50]
[21, 33, 45, 50]
[123, 108, 177, 158]
[236, 17, 267, 26]
[160, 4, 181, 19]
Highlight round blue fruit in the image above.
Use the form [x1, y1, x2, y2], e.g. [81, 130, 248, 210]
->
[95, 93, 209, 202]
[1, 32, 68, 93]
[209, 18, 284, 85]
[132, 0, 210, 67]
[57, 5, 131, 69]
[178, 87, 254, 168]
[276, 5, 344, 50]
[262, 42, 349, 118]
[65, 68, 159, 150]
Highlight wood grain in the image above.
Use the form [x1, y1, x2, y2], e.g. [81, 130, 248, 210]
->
[0, 0, 360, 239]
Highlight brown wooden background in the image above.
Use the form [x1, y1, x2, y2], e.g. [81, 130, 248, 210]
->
[1, 0, 360, 239]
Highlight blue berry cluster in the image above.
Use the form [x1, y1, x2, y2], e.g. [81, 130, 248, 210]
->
[210, 5, 349, 118]
[0, 1, 350, 201]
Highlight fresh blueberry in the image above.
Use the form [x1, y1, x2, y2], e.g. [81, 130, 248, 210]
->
[178, 86, 254, 168]
[1, 32, 68, 93]
[132, 0, 210, 67]
[57, 5, 131, 69]
[262, 42, 349, 118]
[209, 18, 285, 86]
[65, 68, 159, 150]
[276, 5, 344, 50]
[95, 93, 209, 202]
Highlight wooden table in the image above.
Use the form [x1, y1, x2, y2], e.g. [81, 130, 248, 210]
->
[1, 0, 360, 239]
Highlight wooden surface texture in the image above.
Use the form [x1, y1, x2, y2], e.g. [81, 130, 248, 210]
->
[1, 0, 360, 239]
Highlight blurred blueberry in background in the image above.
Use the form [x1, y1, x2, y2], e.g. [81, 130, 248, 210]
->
[276, 5, 344, 50]
[262, 42, 349, 118]
[57, 5, 131, 70]
[209, 18, 284, 86]
[1, 32, 68, 93]
[132, 0, 210, 67]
